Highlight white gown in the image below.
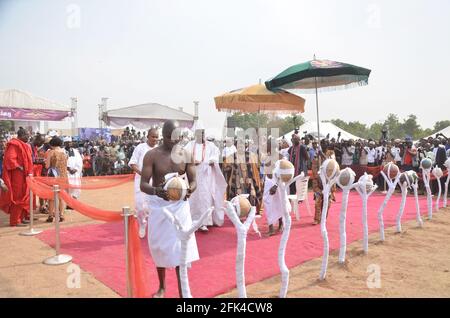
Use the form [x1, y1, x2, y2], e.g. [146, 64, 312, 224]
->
[146, 195, 199, 268]
[263, 176, 291, 226]
[185, 141, 227, 226]
[67, 148, 83, 199]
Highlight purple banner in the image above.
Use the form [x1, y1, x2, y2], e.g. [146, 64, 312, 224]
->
[0, 107, 71, 121]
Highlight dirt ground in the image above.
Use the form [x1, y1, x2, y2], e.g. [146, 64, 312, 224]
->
[1, 181, 450, 298]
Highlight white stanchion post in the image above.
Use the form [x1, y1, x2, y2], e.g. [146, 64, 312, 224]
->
[43, 185, 72, 265]
[20, 174, 43, 236]
[122, 206, 133, 298]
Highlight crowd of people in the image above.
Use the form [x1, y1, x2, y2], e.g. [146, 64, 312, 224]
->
[1, 125, 449, 227]
[1, 122, 450, 298]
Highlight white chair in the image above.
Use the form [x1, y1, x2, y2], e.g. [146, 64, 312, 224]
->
[288, 176, 312, 221]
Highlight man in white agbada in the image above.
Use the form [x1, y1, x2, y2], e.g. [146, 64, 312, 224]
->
[263, 159, 292, 236]
[128, 127, 159, 238]
[140, 120, 198, 298]
[184, 122, 227, 232]
[64, 137, 83, 200]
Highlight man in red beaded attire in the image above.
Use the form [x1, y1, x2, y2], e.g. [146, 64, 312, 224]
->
[0, 127, 33, 226]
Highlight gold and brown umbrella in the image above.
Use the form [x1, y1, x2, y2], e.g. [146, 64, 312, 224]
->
[214, 84, 305, 114]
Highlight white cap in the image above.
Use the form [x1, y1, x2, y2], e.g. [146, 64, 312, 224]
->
[48, 130, 58, 137]
[63, 136, 72, 143]
[192, 120, 205, 132]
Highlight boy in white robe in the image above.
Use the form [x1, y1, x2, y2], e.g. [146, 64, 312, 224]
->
[263, 158, 293, 236]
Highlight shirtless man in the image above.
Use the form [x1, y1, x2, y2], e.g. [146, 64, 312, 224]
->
[140, 120, 197, 298]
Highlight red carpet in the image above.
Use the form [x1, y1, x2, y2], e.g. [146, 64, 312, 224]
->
[37, 191, 435, 298]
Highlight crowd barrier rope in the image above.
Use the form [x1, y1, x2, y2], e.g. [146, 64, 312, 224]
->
[26, 175, 147, 298]
[20, 174, 43, 236]
[33, 174, 135, 190]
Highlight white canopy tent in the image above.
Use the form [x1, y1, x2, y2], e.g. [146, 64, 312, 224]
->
[420, 125, 450, 141]
[278, 121, 363, 142]
[102, 103, 195, 130]
[0, 88, 71, 113]
[0, 88, 73, 133]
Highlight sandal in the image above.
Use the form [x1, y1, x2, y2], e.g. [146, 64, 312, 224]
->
[60, 217, 65, 222]
[46, 216, 54, 223]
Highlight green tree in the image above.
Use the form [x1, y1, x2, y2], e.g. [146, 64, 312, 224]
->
[228, 112, 305, 137]
[330, 119, 348, 131]
[383, 114, 405, 139]
[421, 128, 434, 139]
[367, 122, 384, 140]
[331, 119, 368, 139]
[346, 121, 368, 139]
[433, 120, 450, 133]
[402, 114, 422, 140]
[0, 120, 14, 131]
[227, 112, 269, 130]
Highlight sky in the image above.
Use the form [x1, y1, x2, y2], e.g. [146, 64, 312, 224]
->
[1, 0, 449, 132]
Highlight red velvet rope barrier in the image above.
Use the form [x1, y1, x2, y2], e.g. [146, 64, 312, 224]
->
[128, 217, 147, 298]
[34, 174, 134, 190]
[26, 176, 147, 297]
[58, 190, 123, 222]
[26, 177, 54, 200]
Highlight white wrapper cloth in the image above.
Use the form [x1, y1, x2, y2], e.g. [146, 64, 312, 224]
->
[146, 195, 199, 268]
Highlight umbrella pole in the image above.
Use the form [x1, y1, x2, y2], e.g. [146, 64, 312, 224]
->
[315, 76, 320, 143]
[315, 76, 321, 165]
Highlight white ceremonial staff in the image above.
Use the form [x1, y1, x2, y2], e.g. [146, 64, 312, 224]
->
[432, 167, 444, 211]
[162, 206, 213, 298]
[409, 171, 424, 228]
[420, 158, 433, 220]
[377, 164, 400, 241]
[444, 159, 450, 208]
[336, 168, 357, 264]
[318, 159, 340, 280]
[396, 172, 413, 233]
[276, 171, 306, 298]
[224, 197, 257, 298]
[355, 173, 378, 254]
